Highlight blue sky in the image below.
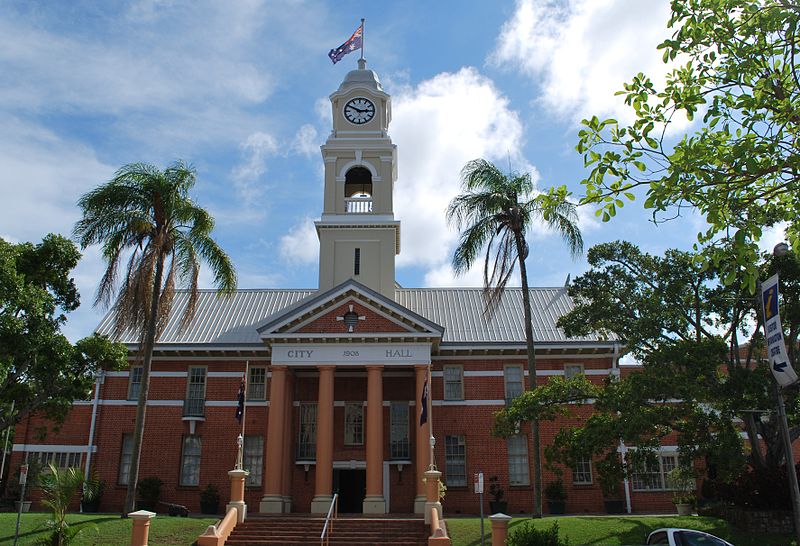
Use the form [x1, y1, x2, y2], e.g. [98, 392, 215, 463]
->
[0, 0, 784, 342]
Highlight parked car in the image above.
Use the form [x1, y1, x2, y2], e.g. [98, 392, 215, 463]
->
[646, 528, 734, 546]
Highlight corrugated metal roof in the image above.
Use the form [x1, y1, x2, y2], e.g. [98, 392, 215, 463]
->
[96, 287, 614, 345]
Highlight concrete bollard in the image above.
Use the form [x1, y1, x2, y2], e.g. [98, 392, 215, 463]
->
[129, 510, 156, 546]
[227, 469, 249, 523]
[490, 513, 512, 546]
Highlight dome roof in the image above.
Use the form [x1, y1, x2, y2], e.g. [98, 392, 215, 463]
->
[337, 59, 383, 92]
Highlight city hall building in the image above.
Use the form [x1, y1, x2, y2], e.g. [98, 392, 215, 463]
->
[9, 62, 679, 516]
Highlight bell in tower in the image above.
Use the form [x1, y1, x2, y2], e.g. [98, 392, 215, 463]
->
[315, 59, 401, 300]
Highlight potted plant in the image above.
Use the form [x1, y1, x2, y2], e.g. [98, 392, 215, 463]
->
[596, 456, 625, 514]
[667, 466, 696, 516]
[137, 476, 163, 512]
[545, 478, 567, 515]
[81, 475, 104, 513]
[200, 483, 220, 514]
[488, 475, 508, 514]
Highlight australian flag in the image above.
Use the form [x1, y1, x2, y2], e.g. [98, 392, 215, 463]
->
[235, 374, 245, 422]
[328, 22, 363, 64]
[419, 376, 428, 426]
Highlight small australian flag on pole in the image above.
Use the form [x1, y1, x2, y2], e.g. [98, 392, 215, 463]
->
[419, 376, 428, 426]
[329, 22, 363, 64]
[235, 374, 245, 422]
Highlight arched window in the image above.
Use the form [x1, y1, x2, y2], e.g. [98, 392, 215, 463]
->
[344, 167, 373, 213]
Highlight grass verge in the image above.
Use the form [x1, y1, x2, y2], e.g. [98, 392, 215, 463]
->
[445, 515, 795, 546]
[0, 512, 217, 545]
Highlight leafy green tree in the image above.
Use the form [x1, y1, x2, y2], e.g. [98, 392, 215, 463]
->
[497, 241, 800, 492]
[73, 161, 237, 514]
[0, 234, 125, 434]
[447, 158, 584, 517]
[574, 0, 800, 290]
[37, 464, 99, 545]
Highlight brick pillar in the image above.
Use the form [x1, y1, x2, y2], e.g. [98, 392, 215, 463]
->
[227, 469, 248, 523]
[364, 365, 386, 514]
[129, 510, 155, 546]
[311, 365, 335, 513]
[281, 370, 295, 512]
[414, 365, 430, 514]
[490, 513, 512, 546]
[260, 365, 287, 513]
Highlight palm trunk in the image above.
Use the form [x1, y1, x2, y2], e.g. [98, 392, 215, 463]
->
[516, 231, 542, 518]
[123, 253, 165, 515]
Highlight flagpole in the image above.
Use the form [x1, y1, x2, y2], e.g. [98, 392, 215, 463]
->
[241, 361, 249, 439]
[360, 18, 365, 61]
[428, 365, 435, 471]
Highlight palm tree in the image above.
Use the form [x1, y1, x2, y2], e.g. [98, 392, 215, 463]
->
[73, 161, 237, 515]
[38, 464, 97, 545]
[446, 158, 583, 518]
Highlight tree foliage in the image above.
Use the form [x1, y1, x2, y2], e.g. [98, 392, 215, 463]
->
[448, 158, 583, 517]
[0, 235, 126, 434]
[73, 160, 237, 514]
[575, 0, 800, 290]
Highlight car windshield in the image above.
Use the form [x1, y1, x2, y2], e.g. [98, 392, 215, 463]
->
[675, 530, 729, 546]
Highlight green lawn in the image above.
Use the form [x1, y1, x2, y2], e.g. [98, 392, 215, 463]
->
[0, 512, 217, 545]
[445, 515, 795, 546]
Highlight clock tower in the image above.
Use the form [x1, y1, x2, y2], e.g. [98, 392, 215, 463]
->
[316, 59, 400, 299]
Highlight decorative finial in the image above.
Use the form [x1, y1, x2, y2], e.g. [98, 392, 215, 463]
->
[358, 58, 367, 70]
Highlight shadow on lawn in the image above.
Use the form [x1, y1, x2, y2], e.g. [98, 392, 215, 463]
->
[0, 515, 120, 544]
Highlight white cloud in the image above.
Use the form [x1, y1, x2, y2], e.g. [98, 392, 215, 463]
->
[491, 0, 673, 123]
[232, 131, 279, 206]
[292, 124, 320, 157]
[279, 217, 319, 264]
[759, 223, 788, 254]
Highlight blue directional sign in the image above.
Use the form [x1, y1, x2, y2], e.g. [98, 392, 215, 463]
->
[761, 274, 798, 387]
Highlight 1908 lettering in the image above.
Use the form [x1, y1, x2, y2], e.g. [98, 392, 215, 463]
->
[343, 350, 359, 357]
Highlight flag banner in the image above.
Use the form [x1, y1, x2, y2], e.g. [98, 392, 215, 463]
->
[235, 374, 246, 422]
[761, 274, 798, 387]
[419, 376, 428, 426]
[328, 23, 363, 64]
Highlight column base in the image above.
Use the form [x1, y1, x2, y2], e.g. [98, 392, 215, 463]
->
[424, 501, 442, 524]
[311, 495, 334, 514]
[414, 495, 427, 514]
[282, 496, 293, 513]
[226, 500, 247, 523]
[259, 495, 285, 514]
[363, 495, 386, 514]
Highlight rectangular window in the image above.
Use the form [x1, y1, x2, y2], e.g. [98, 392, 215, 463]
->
[344, 403, 364, 446]
[443, 365, 464, 401]
[184, 366, 206, 417]
[247, 366, 267, 401]
[244, 435, 264, 486]
[27, 451, 82, 469]
[505, 365, 524, 404]
[445, 435, 466, 487]
[507, 435, 530, 486]
[631, 454, 677, 491]
[118, 434, 134, 485]
[564, 364, 584, 379]
[354, 248, 361, 275]
[128, 366, 143, 401]
[572, 456, 593, 485]
[180, 435, 202, 486]
[298, 403, 317, 460]
[390, 402, 410, 459]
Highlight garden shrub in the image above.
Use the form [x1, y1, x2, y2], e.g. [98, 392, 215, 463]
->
[507, 521, 570, 546]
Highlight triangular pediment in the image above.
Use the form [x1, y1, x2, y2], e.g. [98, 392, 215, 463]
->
[256, 279, 444, 346]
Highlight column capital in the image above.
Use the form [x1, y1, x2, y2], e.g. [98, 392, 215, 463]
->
[366, 364, 384, 371]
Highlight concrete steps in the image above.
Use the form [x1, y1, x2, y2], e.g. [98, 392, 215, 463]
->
[226, 515, 429, 546]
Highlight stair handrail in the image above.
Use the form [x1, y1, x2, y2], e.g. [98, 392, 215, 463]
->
[320, 492, 339, 546]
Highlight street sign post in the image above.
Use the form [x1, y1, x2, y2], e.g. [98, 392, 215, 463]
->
[475, 472, 485, 546]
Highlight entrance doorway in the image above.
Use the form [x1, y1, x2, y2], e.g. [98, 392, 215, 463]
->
[334, 469, 366, 513]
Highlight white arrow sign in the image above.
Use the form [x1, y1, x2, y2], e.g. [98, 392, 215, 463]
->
[761, 274, 798, 387]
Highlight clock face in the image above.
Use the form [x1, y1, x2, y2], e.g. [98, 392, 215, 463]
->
[344, 97, 376, 125]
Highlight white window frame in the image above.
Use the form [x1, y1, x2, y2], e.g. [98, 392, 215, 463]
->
[128, 366, 143, 401]
[26, 451, 82, 470]
[572, 456, 593, 485]
[504, 365, 524, 404]
[344, 402, 364, 446]
[631, 453, 678, 491]
[443, 365, 464, 401]
[564, 363, 584, 379]
[507, 435, 530, 486]
[184, 366, 207, 417]
[179, 435, 202, 486]
[118, 433, 133, 485]
[247, 366, 267, 401]
[298, 403, 317, 460]
[445, 435, 467, 487]
[390, 402, 410, 459]
[244, 435, 264, 486]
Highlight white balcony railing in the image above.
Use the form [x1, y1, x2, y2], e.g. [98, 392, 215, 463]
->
[345, 197, 373, 213]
